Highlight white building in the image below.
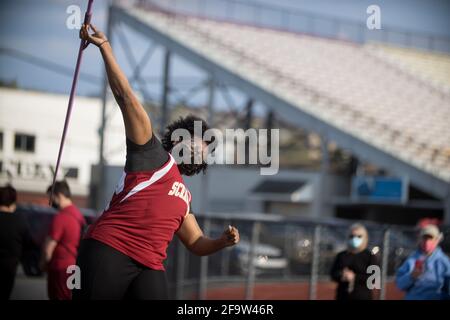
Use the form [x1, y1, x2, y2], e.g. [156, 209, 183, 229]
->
[0, 87, 126, 206]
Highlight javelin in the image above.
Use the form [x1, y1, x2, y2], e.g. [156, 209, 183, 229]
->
[49, 0, 94, 204]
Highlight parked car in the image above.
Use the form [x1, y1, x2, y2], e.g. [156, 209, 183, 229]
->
[229, 240, 288, 276]
[15, 204, 97, 277]
[258, 223, 348, 275]
[204, 222, 289, 277]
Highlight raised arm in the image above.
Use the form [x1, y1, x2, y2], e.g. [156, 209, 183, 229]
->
[176, 214, 239, 256]
[80, 24, 152, 145]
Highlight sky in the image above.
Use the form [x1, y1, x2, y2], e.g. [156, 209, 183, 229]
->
[0, 0, 449, 104]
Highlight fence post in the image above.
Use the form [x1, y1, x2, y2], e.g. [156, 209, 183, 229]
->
[283, 224, 291, 279]
[221, 220, 231, 276]
[245, 221, 261, 300]
[380, 228, 390, 300]
[309, 224, 321, 300]
[198, 217, 210, 300]
[198, 75, 214, 300]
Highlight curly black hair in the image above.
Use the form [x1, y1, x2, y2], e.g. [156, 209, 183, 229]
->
[162, 115, 211, 176]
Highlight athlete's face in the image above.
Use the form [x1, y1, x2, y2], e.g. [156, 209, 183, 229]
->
[174, 136, 209, 176]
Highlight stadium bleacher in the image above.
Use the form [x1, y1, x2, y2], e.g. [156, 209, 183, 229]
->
[366, 43, 450, 92]
[119, 5, 450, 186]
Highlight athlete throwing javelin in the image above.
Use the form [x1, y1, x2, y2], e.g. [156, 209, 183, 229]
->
[73, 24, 239, 300]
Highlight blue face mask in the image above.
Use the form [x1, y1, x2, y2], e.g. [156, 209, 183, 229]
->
[349, 236, 363, 249]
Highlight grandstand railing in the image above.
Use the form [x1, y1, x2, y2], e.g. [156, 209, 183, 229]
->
[137, 0, 450, 53]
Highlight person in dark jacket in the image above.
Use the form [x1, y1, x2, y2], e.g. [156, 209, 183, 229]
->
[330, 223, 379, 300]
[0, 185, 35, 299]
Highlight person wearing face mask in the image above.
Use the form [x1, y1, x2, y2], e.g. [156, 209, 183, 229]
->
[330, 223, 379, 300]
[396, 224, 450, 300]
[39, 180, 85, 300]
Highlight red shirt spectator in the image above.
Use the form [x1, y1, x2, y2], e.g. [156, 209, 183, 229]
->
[42, 180, 85, 300]
[48, 204, 85, 270]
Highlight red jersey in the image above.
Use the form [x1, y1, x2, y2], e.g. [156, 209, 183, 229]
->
[48, 204, 86, 270]
[86, 150, 191, 271]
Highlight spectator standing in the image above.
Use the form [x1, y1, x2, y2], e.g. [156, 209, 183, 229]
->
[330, 223, 379, 300]
[0, 185, 36, 299]
[40, 181, 85, 300]
[396, 224, 450, 300]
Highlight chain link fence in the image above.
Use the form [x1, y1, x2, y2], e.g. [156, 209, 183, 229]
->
[165, 213, 450, 300]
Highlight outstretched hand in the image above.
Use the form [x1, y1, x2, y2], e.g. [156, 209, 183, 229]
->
[221, 225, 240, 247]
[79, 23, 108, 47]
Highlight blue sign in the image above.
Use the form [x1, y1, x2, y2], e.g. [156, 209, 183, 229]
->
[351, 176, 408, 203]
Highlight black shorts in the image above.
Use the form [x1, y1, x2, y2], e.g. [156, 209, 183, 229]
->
[72, 238, 168, 300]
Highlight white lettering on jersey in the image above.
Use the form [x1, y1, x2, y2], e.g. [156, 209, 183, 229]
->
[168, 182, 179, 196]
[168, 181, 190, 208]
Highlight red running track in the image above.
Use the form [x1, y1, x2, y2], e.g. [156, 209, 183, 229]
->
[191, 281, 405, 300]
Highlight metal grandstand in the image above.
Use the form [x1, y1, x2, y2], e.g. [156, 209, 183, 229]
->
[99, 0, 450, 222]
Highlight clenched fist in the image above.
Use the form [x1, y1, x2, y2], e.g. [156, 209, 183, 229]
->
[221, 225, 240, 247]
[79, 23, 108, 47]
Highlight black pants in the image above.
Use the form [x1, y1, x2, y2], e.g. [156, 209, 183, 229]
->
[72, 239, 168, 300]
[0, 258, 18, 300]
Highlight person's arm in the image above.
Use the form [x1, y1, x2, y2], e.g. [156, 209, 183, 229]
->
[80, 24, 152, 145]
[39, 236, 58, 271]
[40, 215, 63, 271]
[395, 256, 416, 291]
[330, 252, 343, 283]
[440, 255, 450, 299]
[176, 214, 239, 256]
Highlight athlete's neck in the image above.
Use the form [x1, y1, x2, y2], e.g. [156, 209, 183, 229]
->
[59, 198, 73, 209]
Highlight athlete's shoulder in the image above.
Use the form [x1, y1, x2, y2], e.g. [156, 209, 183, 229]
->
[169, 160, 183, 177]
[125, 135, 169, 172]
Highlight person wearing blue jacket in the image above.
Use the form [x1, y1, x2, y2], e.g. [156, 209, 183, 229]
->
[396, 224, 450, 300]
